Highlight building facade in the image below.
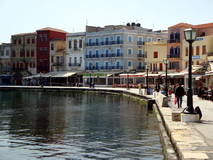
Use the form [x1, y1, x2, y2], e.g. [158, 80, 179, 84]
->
[66, 32, 85, 71]
[0, 43, 11, 73]
[50, 39, 66, 72]
[85, 23, 168, 73]
[11, 32, 37, 75]
[36, 27, 67, 73]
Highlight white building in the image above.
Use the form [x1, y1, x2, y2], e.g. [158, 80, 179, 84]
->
[66, 32, 85, 71]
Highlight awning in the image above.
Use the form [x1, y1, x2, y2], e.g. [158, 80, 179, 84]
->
[51, 72, 76, 78]
[119, 72, 146, 78]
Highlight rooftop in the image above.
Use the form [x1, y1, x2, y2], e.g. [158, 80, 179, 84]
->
[36, 27, 68, 33]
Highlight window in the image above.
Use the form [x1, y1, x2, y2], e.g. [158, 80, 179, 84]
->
[128, 35, 133, 42]
[51, 43, 54, 50]
[13, 39, 17, 45]
[185, 47, 188, 56]
[31, 38, 35, 44]
[20, 49, 24, 57]
[154, 52, 158, 58]
[116, 36, 121, 44]
[26, 49, 30, 57]
[95, 50, 99, 57]
[39, 35, 43, 42]
[95, 38, 99, 45]
[127, 61, 132, 67]
[116, 48, 121, 56]
[88, 39, 92, 46]
[74, 57, 77, 65]
[6, 50, 9, 56]
[1, 51, 4, 56]
[69, 40, 72, 48]
[44, 34, 47, 42]
[79, 40, 82, 48]
[147, 37, 152, 42]
[74, 40, 77, 50]
[18, 39, 21, 44]
[44, 48, 47, 54]
[196, 46, 200, 55]
[27, 37, 30, 44]
[105, 37, 109, 45]
[159, 63, 163, 71]
[138, 49, 142, 56]
[80, 57, 82, 64]
[202, 45, 206, 55]
[128, 48, 132, 55]
[40, 48, 43, 55]
[105, 49, 109, 57]
[31, 49, 34, 57]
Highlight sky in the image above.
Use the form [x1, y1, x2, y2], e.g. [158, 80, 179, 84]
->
[0, 0, 213, 44]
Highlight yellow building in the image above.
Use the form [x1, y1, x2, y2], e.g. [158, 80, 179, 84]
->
[182, 35, 213, 69]
[145, 41, 167, 72]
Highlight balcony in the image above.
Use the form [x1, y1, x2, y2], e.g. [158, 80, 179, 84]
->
[137, 54, 146, 58]
[167, 39, 180, 43]
[69, 63, 81, 66]
[137, 41, 145, 45]
[207, 52, 213, 56]
[100, 53, 123, 58]
[137, 66, 145, 70]
[167, 54, 180, 58]
[53, 62, 64, 66]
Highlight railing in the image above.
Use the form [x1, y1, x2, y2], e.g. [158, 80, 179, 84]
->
[137, 66, 145, 70]
[207, 52, 213, 56]
[86, 66, 123, 70]
[167, 39, 180, 43]
[167, 54, 180, 58]
[53, 62, 64, 66]
[137, 54, 146, 58]
[68, 63, 81, 66]
[137, 41, 145, 45]
[86, 40, 123, 47]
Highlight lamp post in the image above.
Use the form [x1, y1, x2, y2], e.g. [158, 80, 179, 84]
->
[126, 69, 130, 90]
[184, 28, 197, 113]
[145, 65, 149, 94]
[163, 58, 169, 97]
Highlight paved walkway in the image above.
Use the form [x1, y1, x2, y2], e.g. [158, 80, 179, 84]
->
[124, 88, 213, 159]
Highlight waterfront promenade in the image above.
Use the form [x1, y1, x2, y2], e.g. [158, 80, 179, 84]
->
[1, 85, 213, 159]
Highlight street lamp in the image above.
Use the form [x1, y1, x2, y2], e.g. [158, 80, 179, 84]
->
[126, 69, 130, 90]
[184, 28, 197, 113]
[145, 65, 150, 94]
[163, 58, 169, 97]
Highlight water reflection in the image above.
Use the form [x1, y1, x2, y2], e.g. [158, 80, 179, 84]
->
[0, 91, 163, 159]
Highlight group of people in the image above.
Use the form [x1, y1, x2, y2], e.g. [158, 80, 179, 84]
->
[197, 86, 213, 100]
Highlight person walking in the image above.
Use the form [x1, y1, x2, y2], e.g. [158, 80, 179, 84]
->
[155, 83, 160, 92]
[174, 83, 185, 108]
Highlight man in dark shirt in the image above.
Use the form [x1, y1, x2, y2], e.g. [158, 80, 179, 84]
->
[175, 83, 185, 108]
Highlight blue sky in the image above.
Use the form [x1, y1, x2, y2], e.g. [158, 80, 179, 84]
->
[0, 0, 213, 43]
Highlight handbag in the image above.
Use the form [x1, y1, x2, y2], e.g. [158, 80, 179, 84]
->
[174, 96, 177, 105]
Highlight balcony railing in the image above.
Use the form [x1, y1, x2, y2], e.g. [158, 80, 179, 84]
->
[167, 39, 180, 43]
[86, 66, 123, 70]
[137, 54, 146, 58]
[167, 54, 180, 58]
[68, 63, 81, 66]
[137, 66, 145, 70]
[86, 40, 123, 47]
[53, 62, 64, 66]
[207, 52, 213, 56]
[137, 41, 145, 45]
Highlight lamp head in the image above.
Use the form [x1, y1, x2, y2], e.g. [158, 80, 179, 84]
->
[163, 58, 169, 65]
[184, 28, 197, 42]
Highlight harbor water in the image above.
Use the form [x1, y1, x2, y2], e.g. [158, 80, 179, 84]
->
[0, 90, 164, 159]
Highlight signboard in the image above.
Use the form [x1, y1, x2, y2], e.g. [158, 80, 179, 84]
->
[192, 55, 200, 59]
